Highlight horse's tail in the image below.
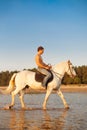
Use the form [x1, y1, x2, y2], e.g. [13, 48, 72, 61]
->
[0, 73, 17, 94]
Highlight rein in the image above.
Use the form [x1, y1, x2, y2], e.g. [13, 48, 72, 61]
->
[51, 70, 63, 80]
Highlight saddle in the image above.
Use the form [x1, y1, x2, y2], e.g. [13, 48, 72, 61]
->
[35, 69, 53, 88]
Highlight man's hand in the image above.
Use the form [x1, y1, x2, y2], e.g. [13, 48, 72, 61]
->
[45, 65, 52, 70]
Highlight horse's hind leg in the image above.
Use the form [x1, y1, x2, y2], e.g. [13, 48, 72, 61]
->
[18, 90, 26, 109]
[9, 88, 20, 109]
[57, 89, 69, 109]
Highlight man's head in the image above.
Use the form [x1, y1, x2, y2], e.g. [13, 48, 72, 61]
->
[37, 46, 44, 54]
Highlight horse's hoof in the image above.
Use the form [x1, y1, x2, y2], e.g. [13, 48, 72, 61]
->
[65, 106, 70, 110]
[3, 105, 12, 110]
[43, 107, 47, 110]
[28, 107, 33, 110]
[22, 107, 32, 110]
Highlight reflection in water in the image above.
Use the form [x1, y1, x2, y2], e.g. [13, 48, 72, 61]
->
[9, 109, 68, 130]
[41, 110, 67, 130]
[9, 110, 27, 130]
[41, 109, 68, 130]
[0, 93, 87, 130]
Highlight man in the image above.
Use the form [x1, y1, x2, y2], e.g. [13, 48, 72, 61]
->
[35, 46, 52, 87]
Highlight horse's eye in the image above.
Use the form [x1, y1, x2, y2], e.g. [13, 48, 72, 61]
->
[72, 66, 74, 69]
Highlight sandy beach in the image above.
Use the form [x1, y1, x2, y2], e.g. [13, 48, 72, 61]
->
[61, 84, 87, 92]
[0, 84, 87, 93]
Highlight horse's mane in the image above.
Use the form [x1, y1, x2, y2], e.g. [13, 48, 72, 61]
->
[52, 61, 67, 69]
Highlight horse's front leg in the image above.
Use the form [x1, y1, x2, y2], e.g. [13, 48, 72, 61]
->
[43, 88, 52, 110]
[57, 89, 69, 109]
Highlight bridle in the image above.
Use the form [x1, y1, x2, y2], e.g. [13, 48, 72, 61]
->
[67, 61, 75, 77]
[51, 61, 74, 80]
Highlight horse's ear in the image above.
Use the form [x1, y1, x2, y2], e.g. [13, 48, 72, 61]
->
[68, 60, 70, 63]
[68, 60, 72, 65]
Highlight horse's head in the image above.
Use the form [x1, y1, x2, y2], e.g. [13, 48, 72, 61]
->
[52, 60, 76, 79]
[65, 60, 76, 78]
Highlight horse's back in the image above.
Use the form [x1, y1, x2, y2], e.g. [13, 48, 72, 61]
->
[15, 70, 35, 86]
[18, 70, 34, 75]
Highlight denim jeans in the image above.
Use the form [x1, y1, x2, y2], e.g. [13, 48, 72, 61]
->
[38, 67, 52, 87]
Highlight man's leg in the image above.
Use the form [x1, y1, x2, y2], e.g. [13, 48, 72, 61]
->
[42, 71, 52, 87]
[38, 68, 51, 87]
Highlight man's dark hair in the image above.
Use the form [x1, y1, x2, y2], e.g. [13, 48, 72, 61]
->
[37, 46, 44, 52]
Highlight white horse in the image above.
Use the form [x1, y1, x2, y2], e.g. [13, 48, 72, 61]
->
[0, 60, 76, 110]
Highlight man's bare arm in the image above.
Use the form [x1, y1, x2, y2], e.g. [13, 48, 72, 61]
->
[35, 55, 50, 69]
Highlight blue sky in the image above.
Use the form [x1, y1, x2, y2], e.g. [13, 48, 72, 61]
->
[0, 0, 87, 71]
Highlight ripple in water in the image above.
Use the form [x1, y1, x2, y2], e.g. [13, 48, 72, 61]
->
[0, 93, 87, 130]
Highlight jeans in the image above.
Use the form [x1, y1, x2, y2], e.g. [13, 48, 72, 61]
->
[38, 67, 52, 87]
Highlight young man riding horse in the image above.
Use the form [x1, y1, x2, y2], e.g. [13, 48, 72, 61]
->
[35, 46, 52, 88]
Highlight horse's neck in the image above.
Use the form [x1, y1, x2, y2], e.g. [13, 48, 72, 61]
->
[52, 62, 66, 77]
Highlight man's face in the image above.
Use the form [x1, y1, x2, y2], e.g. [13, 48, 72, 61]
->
[40, 49, 44, 54]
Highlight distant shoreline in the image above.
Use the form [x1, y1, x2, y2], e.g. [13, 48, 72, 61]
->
[0, 84, 87, 93]
[61, 84, 87, 93]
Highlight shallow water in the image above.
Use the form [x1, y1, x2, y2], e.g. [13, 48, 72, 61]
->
[0, 93, 87, 130]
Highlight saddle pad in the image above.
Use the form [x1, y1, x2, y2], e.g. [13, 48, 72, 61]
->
[35, 70, 53, 87]
[35, 71, 45, 82]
